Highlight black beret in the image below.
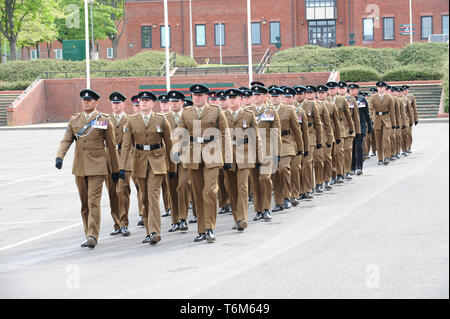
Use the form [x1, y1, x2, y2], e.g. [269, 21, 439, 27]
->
[268, 85, 279, 90]
[306, 85, 317, 93]
[326, 81, 339, 88]
[338, 81, 348, 88]
[348, 83, 360, 90]
[293, 85, 307, 94]
[131, 95, 139, 104]
[80, 89, 100, 101]
[242, 90, 253, 97]
[158, 94, 169, 103]
[370, 88, 378, 93]
[217, 90, 227, 100]
[283, 86, 296, 96]
[376, 81, 387, 87]
[251, 81, 265, 87]
[183, 99, 193, 107]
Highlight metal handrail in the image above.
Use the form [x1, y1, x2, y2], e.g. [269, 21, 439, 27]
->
[42, 69, 164, 78]
[159, 52, 176, 76]
[256, 49, 271, 74]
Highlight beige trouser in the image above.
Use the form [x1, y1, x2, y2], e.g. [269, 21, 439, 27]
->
[375, 125, 392, 161]
[323, 143, 334, 182]
[301, 145, 315, 194]
[106, 172, 131, 230]
[132, 175, 144, 217]
[225, 168, 250, 223]
[343, 136, 354, 174]
[332, 141, 345, 177]
[313, 146, 324, 185]
[75, 175, 105, 239]
[290, 154, 302, 199]
[169, 164, 192, 223]
[272, 155, 293, 205]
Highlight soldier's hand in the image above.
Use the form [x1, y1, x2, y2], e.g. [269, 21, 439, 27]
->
[316, 144, 322, 149]
[119, 169, 126, 180]
[402, 125, 407, 129]
[55, 158, 63, 169]
[336, 138, 341, 145]
[297, 150, 303, 156]
[304, 151, 309, 157]
[409, 123, 413, 127]
[169, 172, 177, 180]
[223, 163, 232, 171]
[255, 162, 261, 168]
[112, 172, 119, 183]
[415, 121, 418, 126]
[349, 130, 354, 135]
[327, 144, 332, 148]
[172, 151, 181, 163]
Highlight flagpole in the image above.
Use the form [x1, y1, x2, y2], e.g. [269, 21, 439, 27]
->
[247, 0, 253, 86]
[163, 0, 171, 91]
[84, 0, 90, 89]
[409, 0, 413, 44]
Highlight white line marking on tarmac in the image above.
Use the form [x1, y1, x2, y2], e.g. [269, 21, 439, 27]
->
[0, 222, 82, 252]
[0, 173, 62, 188]
[0, 219, 80, 225]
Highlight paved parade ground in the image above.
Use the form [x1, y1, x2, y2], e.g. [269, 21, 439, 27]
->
[0, 123, 448, 299]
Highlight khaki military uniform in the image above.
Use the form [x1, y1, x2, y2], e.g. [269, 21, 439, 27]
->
[327, 95, 353, 178]
[291, 103, 310, 199]
[56, 111, 119, 240]
[106, 113, 132, 231]
[248, 103, 282, 212]
[320, 99, 342, 183]
[344, 96, 361, 174]
[120, 112, 175, 237]
[400, 96, 414, 153]
[224, 108, 258, 224]
[370, 94, 396, 161]
[299, 100, 322, 194]
[176, 104, 230, 235]
[407, 93, 418, 151]
[392, 96, 403, 157]
[313, 100, 334, 186]
[364, 95, 376, 156]
[271, 103, 304, 205]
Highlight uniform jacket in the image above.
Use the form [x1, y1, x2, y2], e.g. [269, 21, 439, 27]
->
[345, 95, 361, 136]
[369, 94, 396, 130]
[314, 100, 334, 145]
[274, 103, 304, 157]
[319, 99, 342, 142]
[298, 99, 322, 146]
[355, 96, 373, 135]
[120, 112, 175, 177]
[327, 95, 354, 138]
[292, 106, 310, 152]
[106, 113, 132, 172]
[407, 94, 419, 123]
[56, 110, 119, 177]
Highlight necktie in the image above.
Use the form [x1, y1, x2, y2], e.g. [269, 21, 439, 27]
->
[174, 113, 179, 124]
[115, 115, 120, 123]
[232, 111, 238, 121]
[144, 115, 149, 126]
[197, 108, 203, 119]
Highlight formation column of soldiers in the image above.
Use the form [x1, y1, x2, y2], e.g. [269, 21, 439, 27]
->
[55, 80, 419, 248]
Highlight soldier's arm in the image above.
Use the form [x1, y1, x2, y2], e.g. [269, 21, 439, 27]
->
[388, 96, 396, 126]
[343, 99, 355, 133]
[120, 121, 133, 170]
[322, 106, 334, 145]
[251, 114, 260, 164]
[300, 110, 310, 152]
[363, 101, 373, 132]
[399, 100, 406, 128]
[412, 96, 419, 123]
[56, 119, 75, 159]
[312, 104, 322, 145]
[407, 100, 414, 125]
[332, 105, 342, 141]
[290, 109, 303, 153]
[352, 98, 361, 134]
[273, 111, 282, 158]
[218, 109, 231, 164]
[104, 119, 119, 174]
[163, 117, 176, 173]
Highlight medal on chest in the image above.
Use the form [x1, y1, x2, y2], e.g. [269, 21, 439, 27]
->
[92, 120, 108, 130]
[243, 119, 247, 128]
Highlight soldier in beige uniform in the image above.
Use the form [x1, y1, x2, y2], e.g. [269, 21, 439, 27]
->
[158, 94, 173, 218]
[222, 88, 259, 231]
[56, 89, 119, 249]
[165, 90, 191, 232]
[269, 87, 304, 212]
[299, 86, 322, 199]
[131, 95, 145, 227]
[370, 82, 396, 165]
[106, 92, 131, 237]
[392, 87, 404, 160]
[175, 84, 231, 243]
[403, 85, 419, 151]
[326, 81, 353, 184]
[364, 88, 378, 158]
[316, 85, 341, 191]
[248, 85, 281, 221]
[120, 91, 175, 245]
[399, 87, 415, 156]
[338, 82, 361, 180]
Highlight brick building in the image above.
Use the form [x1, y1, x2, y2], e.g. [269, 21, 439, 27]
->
[20, 0, 449, 63]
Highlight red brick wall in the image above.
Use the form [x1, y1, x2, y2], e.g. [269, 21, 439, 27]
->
[8, 72, 330, 125]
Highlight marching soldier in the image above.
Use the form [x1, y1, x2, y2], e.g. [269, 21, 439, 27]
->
[242, 89, 254, 108]
[326, 81, 353, 184]
[175, 84, 231, 243]
[403, 85, 419, 143]
[158, 94, 172, 218]
[248, 85, 281, 221]
[120, 91, 175, 245]
[348, 85, 373, 175]
[165, 90, 190, 232]
[364, 88, 377, 159]
[316, 85, 341, 190]
[369, 82, 396, 165]
[310, 85, 334, 193]
[106, 91, 131, 237]
[55, 89, 119, 248]
[392, 87, 403, 160]
[269, 87, 304, 212]
[223, 88, 259, 231]
[208, 91, 219, 107]
[399, 87, 415, 156]
[131, 95, 145, 227]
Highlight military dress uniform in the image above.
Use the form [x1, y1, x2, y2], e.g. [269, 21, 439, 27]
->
[404, 85, 419, 153]
[391, 88, 403, 160]
[400, 90, 415, 155]
[248, 85, 282, 220]
[56, 89, 119, 248]
[270, 87, 304, 211]
[176, 84, 231, 243]
[343, 91, 361, 179]
[370, 82, 396, 165]
[106, 92, 132, 236]
[223, 89, 259, 231]
[120, 91, 175, 245]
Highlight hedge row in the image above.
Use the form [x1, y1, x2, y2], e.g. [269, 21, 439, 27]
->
[339, 65, 445, 82]
[443, 60, 449, 113]
[0, 51, 197, 83]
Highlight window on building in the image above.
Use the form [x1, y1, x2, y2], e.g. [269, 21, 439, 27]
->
[363, 18, 374, 41]
[141, 26, 152, 48]
[270, 21, 281, 44]
[214, 23, 225, 46]
[421, 16, 433, 39]
[160, 25, 171, 48]
[54, 49, 63, 60]
[30, 50, 38, 60]
[308, 20, 336, 48]
[107, 48, 114, 59]
[383, 17, 395, 40]
[305, 0, 336, 20]
[251, 22, 261, 45]
[195, 24, 206, 46]
[443, 15, 449, 35]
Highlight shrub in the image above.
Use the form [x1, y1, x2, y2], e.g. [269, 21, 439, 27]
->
[398, 43, 449, 66]
[443, 60, 449, 113]
[382, 65, 444, 81]
[339, 66, 381, 82]
[0, 81, 33, 91]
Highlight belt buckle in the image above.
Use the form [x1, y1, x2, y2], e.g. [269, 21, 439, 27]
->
[143, 145, 151, 151]
[198, 137, 204, 144]
[232, 140, 236, 146]
[116, 144, 120, 150]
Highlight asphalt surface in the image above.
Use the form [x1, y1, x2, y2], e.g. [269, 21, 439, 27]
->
[0, 123, 448, 299]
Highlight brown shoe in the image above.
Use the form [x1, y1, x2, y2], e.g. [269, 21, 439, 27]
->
[149, 232, 161, 245]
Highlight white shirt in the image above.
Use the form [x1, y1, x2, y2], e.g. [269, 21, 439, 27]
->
[113, 112, 124, 123]
[141, 112, 152, 124]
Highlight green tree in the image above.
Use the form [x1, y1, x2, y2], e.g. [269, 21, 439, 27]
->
[98, 0, 126, 59]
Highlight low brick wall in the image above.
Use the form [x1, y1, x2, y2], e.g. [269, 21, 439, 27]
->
[7, 72, 331, 125]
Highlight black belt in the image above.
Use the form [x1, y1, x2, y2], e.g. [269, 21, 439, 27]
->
[281, 130, 291, 136]
[232, 138, 249, 146]
[116, 143, 122, 150]
[308, 122, 313, 128]
[376, 111, 389, 115]
[339, 118, 344, 121]
[135, 143, 162, 151]
[190, 136, 215, 143]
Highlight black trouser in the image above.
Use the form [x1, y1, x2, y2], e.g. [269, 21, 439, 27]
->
[351, 134, 365, 171]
